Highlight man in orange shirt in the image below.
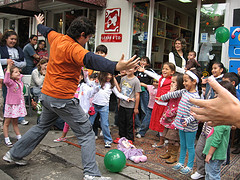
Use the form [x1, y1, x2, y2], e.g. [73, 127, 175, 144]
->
[3, 14, 139, 180]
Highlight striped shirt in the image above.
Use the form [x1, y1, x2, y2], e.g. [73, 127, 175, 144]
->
[161, 89, 200, 132]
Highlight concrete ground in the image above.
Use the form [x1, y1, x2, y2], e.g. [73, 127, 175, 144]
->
[0, 111, 166, 180]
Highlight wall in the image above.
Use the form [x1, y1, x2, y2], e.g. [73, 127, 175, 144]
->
[95, 0, 133, 61]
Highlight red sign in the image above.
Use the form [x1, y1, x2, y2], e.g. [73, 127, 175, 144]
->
[101, 34, 122, 42]
[105, 8, 121, 33]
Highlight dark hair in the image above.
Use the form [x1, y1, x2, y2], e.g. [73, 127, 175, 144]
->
[174, 37, 186, 51]
[0, 30, 18, 47]
[90, 72, 99, 79]
[185, 69, 202, 96]
[172, 73, 184, 90]
[212, 61, 226, 74]
[96, 44, 108, 54]
[98, 72, 114, 89]
[37, 58, 48, 71]
[219, 81, 237, 97]
[38, 40, 46, 48]
[188, 51, 196, 57]
[223, 72, 240, 87]
[10, 65, 19, 79]
[141, 56, 151, 68]
[66, 16, 95, 40]
[30, 35, 37, 40]
[163, 62, 176, 73]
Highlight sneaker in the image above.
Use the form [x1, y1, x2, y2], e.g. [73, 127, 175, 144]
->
[53, 137, 67, 142]
[191, 171, 204, 179]
[20, 120, 29, 125]
[83, 175, 112, 180]
[135, 128, 141, 133]
[99, 131, 103, 136]
[95, 136, 98, 140]
[172, 163, 184, 170]
[136, 133, 141, 138]
[5, 141, 13, 148]
[105, 142, 111, 148]
[3, 151, 27, 165]
[180, 166, 193, 175]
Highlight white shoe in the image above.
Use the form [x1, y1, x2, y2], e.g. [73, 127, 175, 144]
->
[99, 131, 103, 136]
[95, 136, 98, 140]
[20, 120, 29, 125]
[104, 141, 111, 148]
[136, 133, 141, 138]
[191, 171, 204, 179]
[3, 151, 27, 165]
[83, 175, 112, 180]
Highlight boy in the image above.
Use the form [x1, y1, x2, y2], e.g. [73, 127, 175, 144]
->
[185, 51, 201, 70]
[222, 72, 240, 100]
[118, 67, 141, 142]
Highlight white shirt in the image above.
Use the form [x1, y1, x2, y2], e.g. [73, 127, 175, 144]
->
[169, 52, 186, 74]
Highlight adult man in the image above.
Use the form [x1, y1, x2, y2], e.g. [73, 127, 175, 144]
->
[22, 35, 40, 74]
[3, 14, 139, 180]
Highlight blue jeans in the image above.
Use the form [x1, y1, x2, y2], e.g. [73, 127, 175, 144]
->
[135, 90, 149, 128]
[205, 159, 224, 180]
[89, 104, 112, 143]
[138, 108, 152, 136]
[179, 130, 197, 168]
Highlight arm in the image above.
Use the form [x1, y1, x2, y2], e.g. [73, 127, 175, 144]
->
[134, 92, 140, 115]
[112, 86, 129, 101]
[3, 60, 14, 86]
[114, 76, 121, 92]
[143, 69, 161, 81]
[13, 59, 26, 68]
[169, 52, 185, 74]
[205, 146, 216, 164]
[140, 82, 147, 88]
[160, 89, 184, 101]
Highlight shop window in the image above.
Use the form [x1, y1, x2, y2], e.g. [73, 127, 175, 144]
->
[198, 2, 226, 76]
[132, 2, 149, 58]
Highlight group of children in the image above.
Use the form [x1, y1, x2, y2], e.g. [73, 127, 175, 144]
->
[3, 42, 238, 179]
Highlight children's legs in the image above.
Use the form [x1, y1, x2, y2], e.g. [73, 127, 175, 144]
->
[195, 134, 207, 175]
[178, 130, 187, 165]
[98, 105, 112, 143]
[205, 159, 224, 180]
[61, 122, 70, 138]
[12, 118, 21, 135]
[118, 106, 127, 138]
[185, 131, 197, 168]
[139, 108, 152, 136]
[3, 118, 11, 138]
[126, 108, 134, 141]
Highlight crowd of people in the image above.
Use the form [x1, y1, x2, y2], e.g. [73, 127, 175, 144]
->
[0, 13, 239, 180]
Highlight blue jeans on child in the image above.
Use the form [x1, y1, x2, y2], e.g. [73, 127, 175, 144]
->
[179, 130, 197, 168]
[138, 107, 152, 136]
[205, 159, 224, 180]
[89, 104, 112, 143]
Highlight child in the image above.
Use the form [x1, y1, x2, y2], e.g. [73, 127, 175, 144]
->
[138, 62, 176, 147]
[134, 56, 155, 131]
[205, 62, 226, 99]
[136, 78, 158, 138]
[160, 69, 201, 175]
[54, 71, 99, 142]
[222, 72, 240, 100]
[203, 81, 236, 180]
[159, 73, 184, 164]
[185, 51, 201, 70]
[118, 67, 141, 143]
[89, 72, 133, 148]
[3, 60, 27, 147]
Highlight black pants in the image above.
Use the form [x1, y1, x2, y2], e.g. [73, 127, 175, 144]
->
[118, 106, 134, 141]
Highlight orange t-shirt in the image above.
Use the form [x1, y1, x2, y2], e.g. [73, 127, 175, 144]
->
[41, 31, 89, 99]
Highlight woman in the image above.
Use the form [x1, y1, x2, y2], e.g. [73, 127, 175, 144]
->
[30, 58, 48, 100]
[36, 40, 49, 61]
[169, 37, 188, 74]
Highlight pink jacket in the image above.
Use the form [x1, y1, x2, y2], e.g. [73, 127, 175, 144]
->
[4, 72, 23, 105]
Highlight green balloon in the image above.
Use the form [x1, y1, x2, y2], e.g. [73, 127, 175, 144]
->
[215, 27, 230, 43]
[23, 85, 26, 94]
[104, 149, 126, 173]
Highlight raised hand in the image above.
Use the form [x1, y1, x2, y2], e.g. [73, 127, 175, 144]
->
[34, 14, 44, 25]
[115, 54, 140, 71]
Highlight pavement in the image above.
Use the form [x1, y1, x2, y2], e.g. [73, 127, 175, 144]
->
[0, 111, 167, 180]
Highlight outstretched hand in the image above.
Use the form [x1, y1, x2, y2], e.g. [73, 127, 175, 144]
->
[34, 14, 44, 25]
[190, 76, 240, 128]
[115, 54, 140, 71]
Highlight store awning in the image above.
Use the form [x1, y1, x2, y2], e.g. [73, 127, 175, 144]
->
[0, 0, 42, 16]
[57, 0, 106, 9]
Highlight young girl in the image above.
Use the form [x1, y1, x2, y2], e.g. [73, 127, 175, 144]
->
[138, 62, 176, 147]
[54, 71, 99, 142]
[136, 78, 158, 138]
[3, 60, 27, 147]
[159, 73, 184, 164]
[160, 69, 201, 175]
[205, 62, 226, 99]
[88, 72, 133, 148]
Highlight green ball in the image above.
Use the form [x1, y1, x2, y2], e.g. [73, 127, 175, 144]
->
[104, 149, 126, 173]
[215, 27, 230, 43]
[23, 85, 26, 94]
